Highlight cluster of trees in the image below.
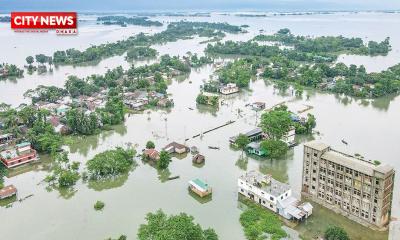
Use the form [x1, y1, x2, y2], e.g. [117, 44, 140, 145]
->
[97, 16, 163, 27]
[66, 108, 100, 135]
[44, 152, 80, 188]
[126, 47, 158, 60]
[240, 202, 287, 240]
[0, 105, 62, 154]
[206, 40, 336, 63]
[254, 28, 391, 56]
[206, 29, 399, 98]
[23, 85, 67, 104]
[50, 21, 242, 65]
[86, 147, 136, 179]
[259, 105, 316, 158]
[196, 94, 219, 107]
[217, 58, 259, 87]
[24, 54, 54, 73]
[137, 210, 218, 240]
[202, 81, 220, 93]
[26, 112, 63, 154]
[185, 53, 213, 68]
[260, 55, 400, 98]
[65, 75, 100, 98]
[0, 63, 24, 79]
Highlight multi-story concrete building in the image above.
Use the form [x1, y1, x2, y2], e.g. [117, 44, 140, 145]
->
[302, 141, 395, 229]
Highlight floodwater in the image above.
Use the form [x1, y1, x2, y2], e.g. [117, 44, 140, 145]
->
[1, 12, 400, 240]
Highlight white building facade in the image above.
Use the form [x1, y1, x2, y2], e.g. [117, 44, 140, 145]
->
[238, 170, 312, 221]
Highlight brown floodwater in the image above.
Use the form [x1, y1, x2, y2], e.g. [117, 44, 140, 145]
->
[0, 12, 400, 240]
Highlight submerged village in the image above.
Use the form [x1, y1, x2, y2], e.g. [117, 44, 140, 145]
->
[1, 12, 400, 240]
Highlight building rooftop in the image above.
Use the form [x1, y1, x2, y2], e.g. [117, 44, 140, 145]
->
[189, 178, 210, 192]
[239, 170, 290, 197]
[304, 141, 330, 151]
[305, 141, 395, 176]
[0, 185, 17, 198]
[247, 142, 261, 150]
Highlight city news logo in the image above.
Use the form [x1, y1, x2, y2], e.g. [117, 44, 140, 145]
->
[11, 12, 77, 35]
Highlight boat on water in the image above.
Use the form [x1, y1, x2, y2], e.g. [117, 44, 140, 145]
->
[208, 146, 220, 150]
[342, 139, 348, 145]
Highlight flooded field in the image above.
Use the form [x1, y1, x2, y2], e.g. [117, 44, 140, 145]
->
[0, 12, 400, 240]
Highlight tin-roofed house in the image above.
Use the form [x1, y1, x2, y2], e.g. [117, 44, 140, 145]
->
[142, 149, 160, 161]
[230, 127, 265, 145]
[246, 142, 267, 157]
[238, 170, 313, 221]
[163, 142, 188, 154]
[189, 178, 212, 197]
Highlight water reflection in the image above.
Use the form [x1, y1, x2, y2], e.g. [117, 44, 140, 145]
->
[87, 172, 130, 191]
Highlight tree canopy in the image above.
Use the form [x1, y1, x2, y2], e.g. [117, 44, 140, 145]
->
[137, 210, 219, 240]
[324, 226, 350, 240]
[86, 147, 136, 179]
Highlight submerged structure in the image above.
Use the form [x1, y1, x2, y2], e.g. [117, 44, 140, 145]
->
[189, 178, 212, 198]
[238, 170, 313, 221]
[219, 83, 239, 95]
[302, 141, 395, 229]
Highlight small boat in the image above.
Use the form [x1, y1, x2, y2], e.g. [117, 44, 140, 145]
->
[208, 146, 220, 150]
[168, 176, 180, 181]
[342, 139, 348, 145]
[188, 107, 194, 110]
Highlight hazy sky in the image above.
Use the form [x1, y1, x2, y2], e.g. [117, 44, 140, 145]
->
[1, 0, 400, 12]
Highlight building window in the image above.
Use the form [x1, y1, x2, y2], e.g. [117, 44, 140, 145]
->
[314, 153, 318, 157]
[270, 196, 274, 201]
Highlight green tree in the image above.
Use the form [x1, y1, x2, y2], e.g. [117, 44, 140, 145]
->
[146, 141, 155, 149]
[94, 201, 105, 211]
[138, 210, 219, 240]
[235, 134, 250, 157]
[35, 54, 48, 65]
[86, 147, 135, 179]
[26, 56, 34, 65]
[260, 106, 292, 140]
[304, 113, 316, 133]
[260, 139, 288, 159]
[157, 150, 171, 169]
[324, 226, 350, 240]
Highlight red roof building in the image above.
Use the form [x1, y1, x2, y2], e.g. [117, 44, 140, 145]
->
[0, 185, 17, 199]
[143, 149, 160, 161]
[0, 142, 38, 168]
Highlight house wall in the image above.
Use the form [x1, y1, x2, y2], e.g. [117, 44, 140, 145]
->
[238, 179, 291, 213]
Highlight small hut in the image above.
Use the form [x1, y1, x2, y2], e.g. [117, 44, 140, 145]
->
[192, 154, 205, 164]
[0, 185, 17, 200]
